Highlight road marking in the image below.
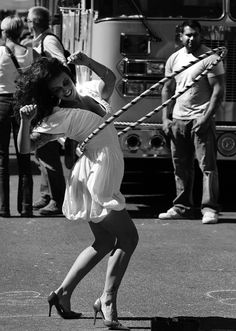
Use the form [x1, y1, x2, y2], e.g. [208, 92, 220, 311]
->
[206, 290, 236, 305]
[0, 291, 44, 306]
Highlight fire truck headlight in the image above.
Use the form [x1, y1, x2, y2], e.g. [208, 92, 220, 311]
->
[120, 80, 145, 96]
[146, 82, 162, 96]
[217, 132, 236, 157]
[117, 58, 165, 77]
[117, 79, 162, 97]
[150, 134, 166, 150]
[125, 134, 141, 152]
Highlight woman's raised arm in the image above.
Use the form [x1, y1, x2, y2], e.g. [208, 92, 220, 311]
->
[68, 52, 116, 101]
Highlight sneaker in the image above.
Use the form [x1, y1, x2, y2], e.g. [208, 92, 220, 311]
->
[158, 207, 186, 220]
[33, 196, 50, 210]
[202, 211, 218, 224]
[38, 200, 62, 216]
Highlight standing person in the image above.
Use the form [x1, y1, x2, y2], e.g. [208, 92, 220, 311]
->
[16, 55, 138, 330]
[0, 15, 36, 217]
[27, 6, 67, 215]
[158, 20, 225, 224]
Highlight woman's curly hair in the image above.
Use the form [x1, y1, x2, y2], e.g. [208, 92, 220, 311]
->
[14, 57, 73, 128]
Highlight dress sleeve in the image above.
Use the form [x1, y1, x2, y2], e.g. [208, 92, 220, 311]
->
[30, 131, 60, 150]
[33, 108, 69, 134]
[77, 81, 113, 115]
[65, 108, 104, 142]
[33, 107, 103, 143]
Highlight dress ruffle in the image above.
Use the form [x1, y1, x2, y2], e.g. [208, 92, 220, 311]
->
[62, 147, 126, 223]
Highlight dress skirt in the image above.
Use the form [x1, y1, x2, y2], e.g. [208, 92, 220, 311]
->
[62, 146, 126, 223]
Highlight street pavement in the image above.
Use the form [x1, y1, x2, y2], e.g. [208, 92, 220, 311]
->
[0, 162, 236, 330]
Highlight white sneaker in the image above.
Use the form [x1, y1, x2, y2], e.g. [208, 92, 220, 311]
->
[202, 211, 218, 224]
[158, 207, 186, 220]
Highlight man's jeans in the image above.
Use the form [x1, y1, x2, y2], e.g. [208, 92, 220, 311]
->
[0, 95, 32, 214]
[170, 118, 219, 214]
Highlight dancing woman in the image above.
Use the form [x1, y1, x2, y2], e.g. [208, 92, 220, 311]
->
[16, 54, 139, 330]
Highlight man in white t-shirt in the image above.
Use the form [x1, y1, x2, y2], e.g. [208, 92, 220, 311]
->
[27, 6, 67, 215]
[158, 20, 225, 224]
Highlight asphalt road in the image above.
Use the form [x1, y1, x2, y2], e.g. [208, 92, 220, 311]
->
[0, 163, 236, 330]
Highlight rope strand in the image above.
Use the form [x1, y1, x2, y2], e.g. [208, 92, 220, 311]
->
[118, 47, 227, 136]
[77, 46, 227, 154]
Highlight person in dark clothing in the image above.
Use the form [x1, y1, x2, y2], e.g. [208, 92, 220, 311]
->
[0, 15, 35, 217]
[27, 6, 67, 215]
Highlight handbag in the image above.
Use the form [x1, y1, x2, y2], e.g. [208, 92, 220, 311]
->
[64, 137, 78, 169]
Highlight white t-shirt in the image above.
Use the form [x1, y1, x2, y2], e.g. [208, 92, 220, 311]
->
[165, 45, 225, 119]
[0, 46, 34, 94]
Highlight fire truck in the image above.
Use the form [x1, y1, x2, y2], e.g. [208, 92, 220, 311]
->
[54, 0, 236, 162]
[39, 0, 236, 206]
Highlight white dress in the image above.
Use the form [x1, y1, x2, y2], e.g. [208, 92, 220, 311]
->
[34, 82, 126, 223]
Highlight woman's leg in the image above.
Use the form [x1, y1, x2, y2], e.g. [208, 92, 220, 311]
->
[55, 208, 138, 317]
[55, 221, 116, 310]
[99, 209, 139, 321]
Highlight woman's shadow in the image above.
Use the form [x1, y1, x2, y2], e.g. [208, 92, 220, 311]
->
[151, 315, 236, 330]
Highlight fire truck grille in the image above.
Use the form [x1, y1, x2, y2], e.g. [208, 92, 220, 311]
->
[204, 40, 236, 102]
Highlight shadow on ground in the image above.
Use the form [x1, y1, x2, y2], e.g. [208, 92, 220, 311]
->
[151, 316, 236, 331]
[125, 195, 171, 219]
[79, 315, 236, 330]
[125, 195, 236, 220]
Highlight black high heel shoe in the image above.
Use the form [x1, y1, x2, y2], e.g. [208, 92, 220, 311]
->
[47, 291, 82, 319]
[93, 298, 130, 330]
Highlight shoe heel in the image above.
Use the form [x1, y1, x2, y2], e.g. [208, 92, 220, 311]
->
[48, 302, 53, 317]
[93, 298, 101, 325]
[93, 303, 99, 325]
[93, 309, 98, 325]
[47, 291, 82, 319]
[47, 291, 57, 317]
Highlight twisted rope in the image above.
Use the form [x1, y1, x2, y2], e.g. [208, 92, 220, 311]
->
[118, 46, 227, 136]
[78, 46, 227, 153]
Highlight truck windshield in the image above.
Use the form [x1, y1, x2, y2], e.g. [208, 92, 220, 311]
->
[95, 0, 223, 19]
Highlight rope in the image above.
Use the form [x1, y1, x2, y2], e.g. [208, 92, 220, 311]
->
[118, 46, 227, 136]
[78, 46, 227, 153]
[114, 121, 162, 128]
